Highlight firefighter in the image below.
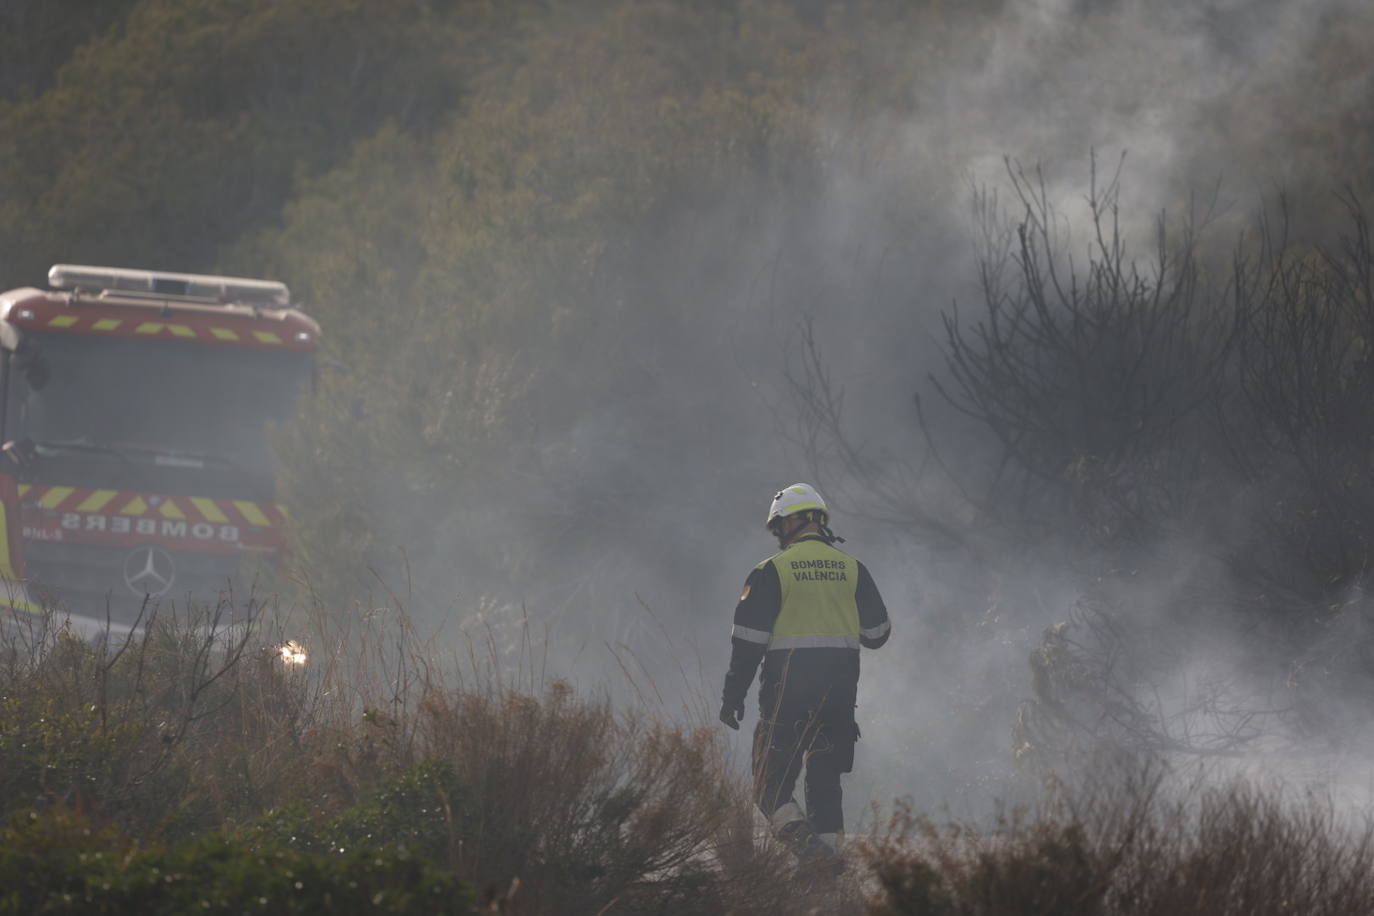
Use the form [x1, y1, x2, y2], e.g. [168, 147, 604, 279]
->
[719, 483, 891, 867]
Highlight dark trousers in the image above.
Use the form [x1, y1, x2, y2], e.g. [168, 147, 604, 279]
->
[752, 694, 857, 835]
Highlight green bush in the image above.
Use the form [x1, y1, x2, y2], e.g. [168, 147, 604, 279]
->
[0, 809, 475, 915]
[0, 612, 323, 841]
[249, 758, 468, 866]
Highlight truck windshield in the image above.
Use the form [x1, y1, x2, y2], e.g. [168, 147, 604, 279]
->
[12, 333, 310, 473]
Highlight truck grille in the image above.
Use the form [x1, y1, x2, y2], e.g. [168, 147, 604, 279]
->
[24, 541, 259, 627]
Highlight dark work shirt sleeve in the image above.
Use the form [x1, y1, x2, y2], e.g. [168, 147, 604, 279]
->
[856, 561, 891, 649]
[722, 561, 781, 706]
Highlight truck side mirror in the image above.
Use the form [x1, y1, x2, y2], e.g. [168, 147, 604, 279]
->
[1, 439, 34, 467]
[14, 343, 48, 392]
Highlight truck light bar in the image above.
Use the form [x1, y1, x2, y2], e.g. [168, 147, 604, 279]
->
[48, 264, 290, 308]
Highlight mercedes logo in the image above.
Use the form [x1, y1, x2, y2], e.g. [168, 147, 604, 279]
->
[123, 546, 176, 598]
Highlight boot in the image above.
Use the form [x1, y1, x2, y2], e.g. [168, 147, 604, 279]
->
[777, 819, 846, 877]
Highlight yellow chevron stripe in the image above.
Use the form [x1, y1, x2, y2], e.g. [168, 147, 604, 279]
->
[135, 322, 164, 334]
[18, 485, 29, 497]
[210, 327, 239, 341]
[191, 497, 228, 523]
[158, 499, 186, 520]
[118, 496, 148, 516]
[253, 331, 282, 345]
[47, 315, 79, 328]
[76, 489, 117, 512]
[0, 593, 43, 616]
[168, 324, 195, 338]
[234, 500, 271, 527]
[0, 499, 14, 579]
[92, 318, 122, 331]
[38, 486, 74, 509]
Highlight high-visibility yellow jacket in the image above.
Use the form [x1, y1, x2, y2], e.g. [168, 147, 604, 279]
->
[723, 534, 890, 716]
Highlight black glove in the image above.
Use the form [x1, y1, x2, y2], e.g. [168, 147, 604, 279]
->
[719, 696, 745, 730]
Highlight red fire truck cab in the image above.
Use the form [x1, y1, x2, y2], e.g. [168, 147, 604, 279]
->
[0, 265, 319, 636]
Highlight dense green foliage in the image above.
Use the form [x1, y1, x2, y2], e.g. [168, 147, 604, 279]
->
[0, 808, 473, 916]
[0, 0, 503, 285]
[248, 759, 468, 864]
[0, 0, 141, 100]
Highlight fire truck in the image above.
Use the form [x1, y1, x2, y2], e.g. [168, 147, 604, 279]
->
[0, 265, 319, 638]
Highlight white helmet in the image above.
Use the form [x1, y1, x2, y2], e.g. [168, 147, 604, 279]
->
[766, 483, 829, 529]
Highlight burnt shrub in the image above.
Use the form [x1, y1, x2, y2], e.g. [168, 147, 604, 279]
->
[863, 773, 1374, 916]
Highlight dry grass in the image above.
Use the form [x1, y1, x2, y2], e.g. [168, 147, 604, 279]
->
[863, 765, 1374, 916]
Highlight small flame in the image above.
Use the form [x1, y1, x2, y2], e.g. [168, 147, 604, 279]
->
[279, 640, 308, 667]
